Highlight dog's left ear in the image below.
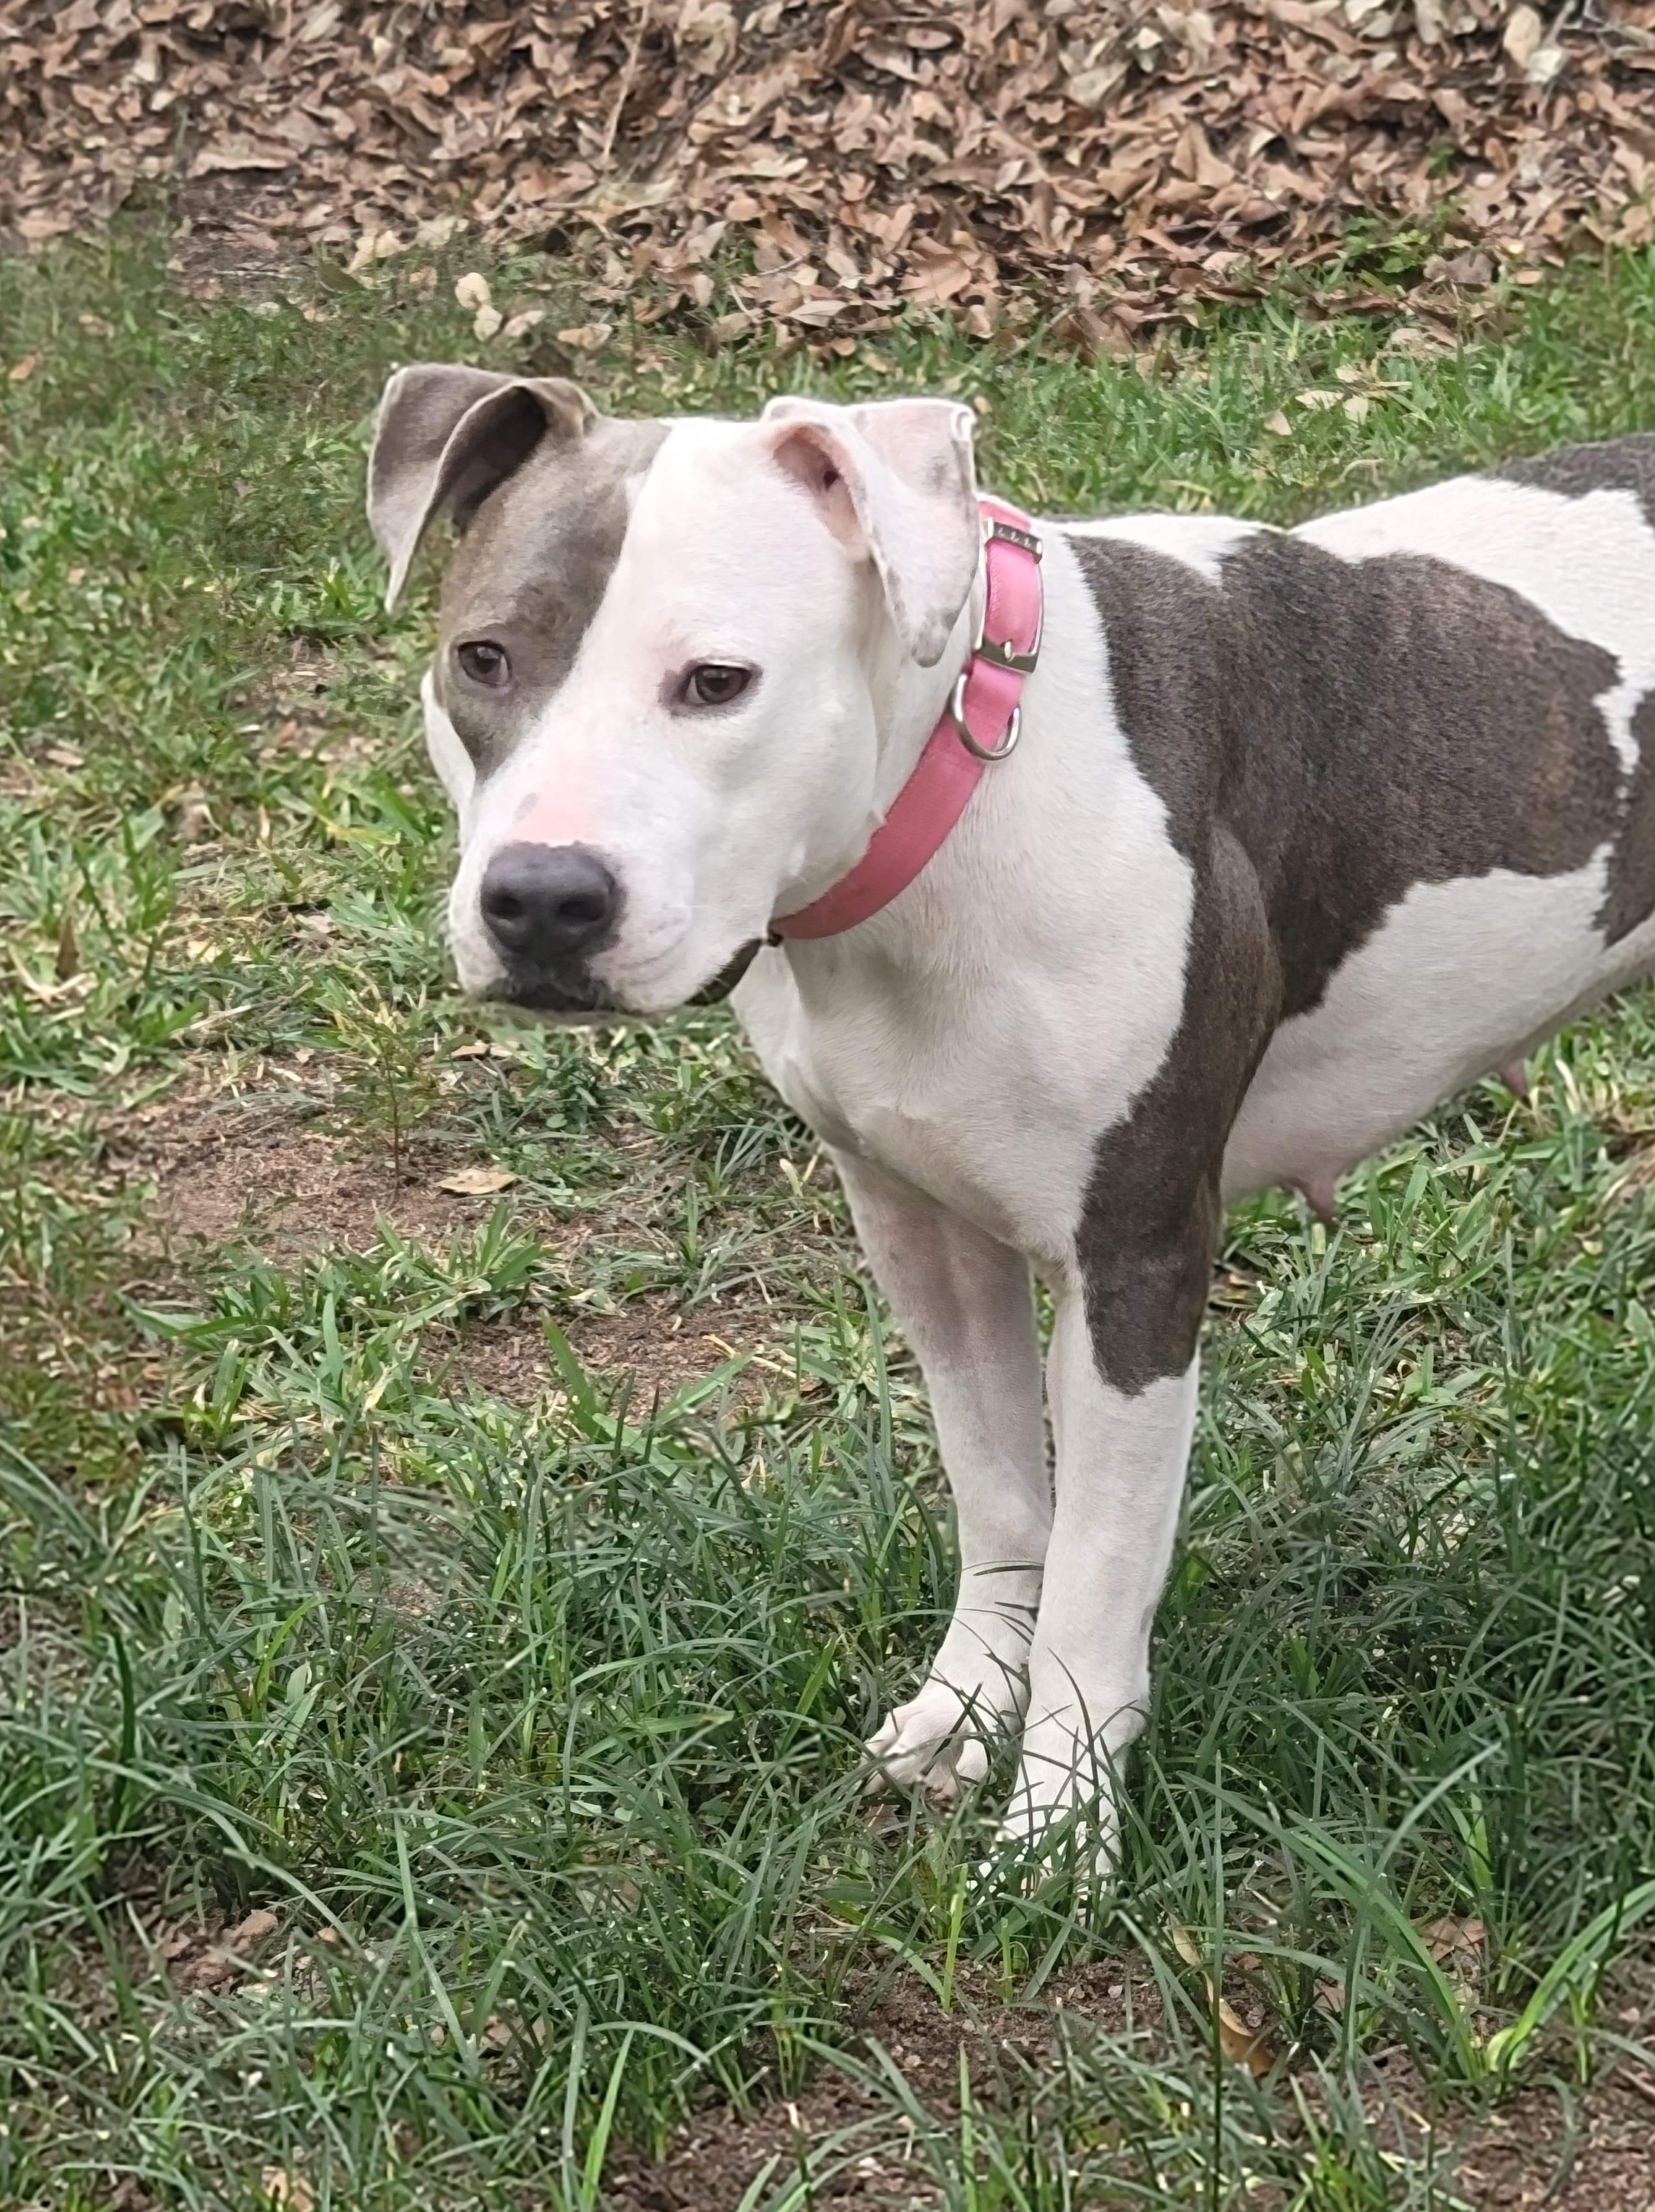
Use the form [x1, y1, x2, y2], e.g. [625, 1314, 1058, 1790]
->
[761, 395, 980, 667]
[367, 364, 596, 609]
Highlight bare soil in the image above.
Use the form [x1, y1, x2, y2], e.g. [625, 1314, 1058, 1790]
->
[607, 1962, 1655, 2212]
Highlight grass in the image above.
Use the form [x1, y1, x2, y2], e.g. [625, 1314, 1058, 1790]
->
[3, 221, 1655, 2209]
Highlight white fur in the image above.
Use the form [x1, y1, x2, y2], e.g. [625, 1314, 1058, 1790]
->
[1006, 1326, 1199, 1859]
[842, 1153, 1049, 1801]
[421, 670, 475, 816]
[735, 526, 1194, 1266]
[733, 522, 1199, 1839]
[1226, 850, 1619, 1202]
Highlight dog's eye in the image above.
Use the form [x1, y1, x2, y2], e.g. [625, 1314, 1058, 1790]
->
[456, 639, 511, 689]
[684, 662, 753, 708]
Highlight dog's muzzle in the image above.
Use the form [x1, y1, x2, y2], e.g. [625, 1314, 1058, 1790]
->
[480, 839, 623, 1013]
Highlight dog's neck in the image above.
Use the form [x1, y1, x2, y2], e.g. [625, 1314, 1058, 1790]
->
[872, 564, 989, 816]
[771, 561, 990, 925]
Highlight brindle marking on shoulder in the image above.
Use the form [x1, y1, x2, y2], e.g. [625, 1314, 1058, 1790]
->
[1068, 527, 1627, 1393]
[433, 417, 669, 778]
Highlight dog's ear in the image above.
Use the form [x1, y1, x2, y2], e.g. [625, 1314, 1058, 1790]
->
[761, 395, 980, 667]
[367, 365, 596, 609]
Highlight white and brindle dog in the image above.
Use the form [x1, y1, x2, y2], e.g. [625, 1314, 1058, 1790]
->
[367, 367, 1655, 1859]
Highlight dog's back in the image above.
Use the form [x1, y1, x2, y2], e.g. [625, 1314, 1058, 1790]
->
[1063, 439, 1655, 1204]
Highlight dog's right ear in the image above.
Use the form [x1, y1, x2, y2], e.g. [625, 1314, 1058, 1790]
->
[367, 365, 596, 609]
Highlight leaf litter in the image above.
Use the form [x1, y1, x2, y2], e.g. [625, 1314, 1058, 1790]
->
[3, 0, 1655, 343]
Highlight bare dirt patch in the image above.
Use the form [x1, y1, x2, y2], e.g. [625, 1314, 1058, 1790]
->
[103, 1065, 792, 1392]
[1462, 2074, 1655, 2210]
[607, 1960, 1655, 2212]
[104, 1067, 484, 1255]
[605, 1965, 1150, 2212]
[446, 1296, 774, 1408]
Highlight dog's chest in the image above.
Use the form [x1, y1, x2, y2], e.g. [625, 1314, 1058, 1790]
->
[736, 951, 1117, 1260]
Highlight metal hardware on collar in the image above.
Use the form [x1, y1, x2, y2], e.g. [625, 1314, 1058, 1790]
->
[949, 669, 1022, 761]
[971, 611, 1043, 677]
[970, 514, 1044, 675]
[984, 515, 1043, 561]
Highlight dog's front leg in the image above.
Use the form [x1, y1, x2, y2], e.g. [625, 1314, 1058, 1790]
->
[834, 1152, 1052, 1804]
[1002, 1273, 1200, 1865]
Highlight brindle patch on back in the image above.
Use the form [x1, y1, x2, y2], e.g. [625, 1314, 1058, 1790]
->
[1599, 691, 1655, 943]
[434, 416, 668, 776]
[1490, 436, 1655, 943]
[1070, 527, 1626, 1393]
[1498, 433, 1655, 528]
[1074, 532, 1625, 1020]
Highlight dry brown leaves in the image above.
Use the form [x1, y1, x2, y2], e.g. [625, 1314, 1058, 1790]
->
[2, 0, 1654, 338]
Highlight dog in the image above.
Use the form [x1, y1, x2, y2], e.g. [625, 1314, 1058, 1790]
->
[367, 365, 1655, 1859]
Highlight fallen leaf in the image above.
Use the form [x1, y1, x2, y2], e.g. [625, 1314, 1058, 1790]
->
[473, 302, 503, 340]
[1423, 1914, 1486, 1961]
[1167, 1919, 1279, 2080]
[1263, 409, 1293, 435]
[0, 0, 1637, 360]
[190, 138, 290, 176]
[229, 1907, 279, 1949]
[8, 354, 39, 383]
[438, 1165, 519, 1196]
[1526, 41, 1564, 86]
[503, 307, 547, 338]
[261, 2167, 314, 2212]
[55, 911, 79, 983]
[1502, 4, 1542, 69]
[1430, 248, 1494, 286]
[454, 270, 492, 311]
[555, 322, 613, 352]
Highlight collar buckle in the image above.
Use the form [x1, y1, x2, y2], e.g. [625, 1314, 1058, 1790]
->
[969, 513, 1044, 675]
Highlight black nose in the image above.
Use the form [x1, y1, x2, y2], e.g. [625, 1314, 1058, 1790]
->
[480, 842, 621, 967]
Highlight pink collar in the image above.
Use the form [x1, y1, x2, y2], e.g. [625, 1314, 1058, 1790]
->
[771, 497, 1044, 941]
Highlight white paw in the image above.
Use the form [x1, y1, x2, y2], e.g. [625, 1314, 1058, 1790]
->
[865, 1672, 1018, 1806]
[990, 1714, 1126, 1879]
[993, 1786, 1120, 1879]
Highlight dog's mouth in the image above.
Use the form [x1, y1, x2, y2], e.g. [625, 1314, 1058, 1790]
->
[491, 971, 622, 1018]
[685, 936, 767, 1006]
[488, 937, 767, 1021]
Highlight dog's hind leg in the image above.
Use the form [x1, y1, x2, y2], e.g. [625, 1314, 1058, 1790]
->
[836, 1152, 1052, 1806]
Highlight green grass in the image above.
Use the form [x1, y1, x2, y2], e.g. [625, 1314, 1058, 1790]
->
[4, 223, 1655, 2210]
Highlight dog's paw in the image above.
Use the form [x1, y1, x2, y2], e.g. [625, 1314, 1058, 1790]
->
[865, 1677, 1013, 1806]
[987, 1718, 1125, 1884]
[992, 1786, 1120, 1884]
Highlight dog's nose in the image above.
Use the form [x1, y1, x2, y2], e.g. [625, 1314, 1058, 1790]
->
[480, 842, 620, 966]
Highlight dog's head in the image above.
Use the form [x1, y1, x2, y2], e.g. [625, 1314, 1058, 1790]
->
[367, 368, 982, 1015]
